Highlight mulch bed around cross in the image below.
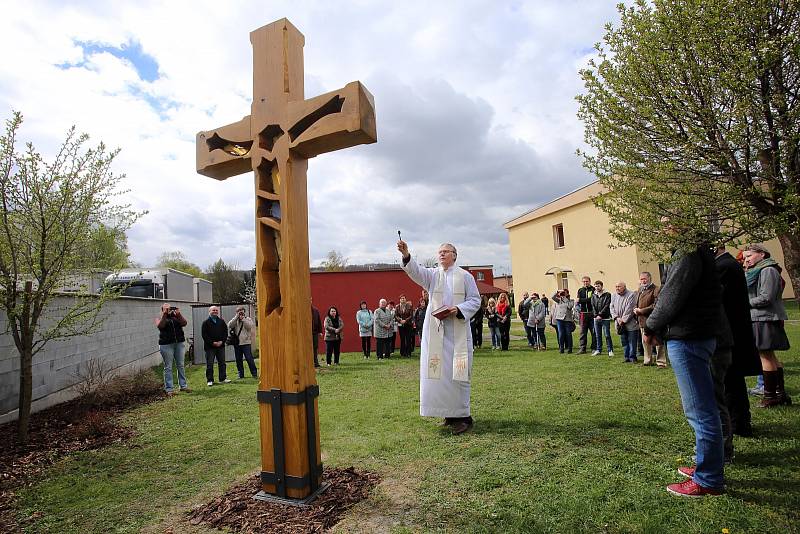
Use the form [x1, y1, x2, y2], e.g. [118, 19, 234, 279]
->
[0, 373, 165, 533]
[186, 467, 381, 533]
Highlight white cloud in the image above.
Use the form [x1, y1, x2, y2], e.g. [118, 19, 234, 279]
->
[0, 0, 621, 274]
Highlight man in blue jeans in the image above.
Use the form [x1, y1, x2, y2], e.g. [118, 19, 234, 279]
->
[591, 280, 614, 356]
[644, 244, 724, 497]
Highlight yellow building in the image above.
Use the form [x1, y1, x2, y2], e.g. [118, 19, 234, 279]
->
[504, 181, 795, 299]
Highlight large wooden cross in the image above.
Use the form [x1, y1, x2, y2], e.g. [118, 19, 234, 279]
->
[196, 18, 376, 501]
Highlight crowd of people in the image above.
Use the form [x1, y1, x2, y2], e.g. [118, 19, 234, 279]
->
[513, 275, 668, 364]
[154, 239, 792, 498]
[155, 304, 259, 395]
[312, 292, 431, 366]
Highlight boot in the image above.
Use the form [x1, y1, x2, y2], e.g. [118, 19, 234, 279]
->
[776, 367, 793, 406]
[758, 371, 782, 408]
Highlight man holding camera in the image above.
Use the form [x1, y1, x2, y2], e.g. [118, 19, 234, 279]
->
[202, 305, 230, 386]
[157, 303, 190, 396]
[227, 306, 258, 379]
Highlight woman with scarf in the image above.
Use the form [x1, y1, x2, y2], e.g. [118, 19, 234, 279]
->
[324, 306, 344, 366]
[496, 292, 512, 351]
[742, 244, 792, 407]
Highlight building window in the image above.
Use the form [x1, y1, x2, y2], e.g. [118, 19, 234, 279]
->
[476, 272, 485, 281]
[553, 223, 565, 249]
[559, 272, 569, 290]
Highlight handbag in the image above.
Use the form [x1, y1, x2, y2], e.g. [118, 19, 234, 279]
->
[226, 321, 244, 346]
[616, 321, 625, 335]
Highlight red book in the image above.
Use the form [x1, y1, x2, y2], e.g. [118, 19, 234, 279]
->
[431, 305, 451, 320]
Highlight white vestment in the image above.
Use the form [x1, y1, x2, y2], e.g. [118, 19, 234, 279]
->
[403, 258, 481, 417]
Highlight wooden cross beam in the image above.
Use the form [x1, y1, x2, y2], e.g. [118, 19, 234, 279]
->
[196, 18, 376, 500]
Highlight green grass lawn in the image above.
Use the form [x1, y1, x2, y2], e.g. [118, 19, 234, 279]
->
[13, 326, 800, 533]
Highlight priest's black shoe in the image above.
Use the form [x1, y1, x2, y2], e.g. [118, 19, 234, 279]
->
[451, 421, 473, 435]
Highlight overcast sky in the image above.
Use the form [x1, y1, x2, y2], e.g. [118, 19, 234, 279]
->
[0, 1, 620, 275]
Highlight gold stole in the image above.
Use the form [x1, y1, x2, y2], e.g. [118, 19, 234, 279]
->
[427, 267, 469, 382]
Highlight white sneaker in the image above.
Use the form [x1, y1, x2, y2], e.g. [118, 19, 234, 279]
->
[207, 381, 213, 386]
[223, 378, 231, 383]
[608, 351, 614, 357]
[592, 350, 600, 356]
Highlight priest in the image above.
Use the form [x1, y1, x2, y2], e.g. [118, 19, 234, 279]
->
[398, 239, 481, 435]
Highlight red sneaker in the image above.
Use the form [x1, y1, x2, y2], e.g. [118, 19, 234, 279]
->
[677, 466, 695, 479]
[667, 478, 724, 497]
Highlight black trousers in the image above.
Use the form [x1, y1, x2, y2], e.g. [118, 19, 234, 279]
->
[471, 320, 483, 347]
[499, 322, 510, 350]
[312, 334, 320, 367]
[361, 336, 371, 357]
[326, 339, 341, 365]
[204, 346, 227, 382]
[399, 324, 414, 356]
[711, 347, 734, 460]
[376, 337, 391, 359]
[579, 313, 597, 352]
[389, 332, 396, 353]
[725, 370, 753, 434]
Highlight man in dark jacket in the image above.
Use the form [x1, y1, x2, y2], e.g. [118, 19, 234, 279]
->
[311, 299, 322, 368]
[202, 305, 229, 386]
[715, 246, 761, 436]
[396, 295, 415, 357]
[577, 276, 596, 354]
[470, 298, 485, 349]
[644, 245, 724, 497]
[518, 292, 532, 346]
[591, 281, 613, 355]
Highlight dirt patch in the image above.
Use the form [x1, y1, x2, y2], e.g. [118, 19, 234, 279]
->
[0, 369, 165, 533]
[186, 467, 381, 533]
[331, 475, 420, 533]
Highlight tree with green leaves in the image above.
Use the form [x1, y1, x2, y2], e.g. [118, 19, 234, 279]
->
[206, 258, 244, 304]
[0, 112, 143, 443]
[155, 250, 203, 278]
[577, 0, 800, 289]
[320, 249, 348, 271]
[86, 223, 132, 270]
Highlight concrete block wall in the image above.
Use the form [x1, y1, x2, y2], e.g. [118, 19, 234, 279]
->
[0, 295, 199, 424]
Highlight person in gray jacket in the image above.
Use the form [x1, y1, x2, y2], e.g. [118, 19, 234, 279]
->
[373, 298, 394, 359]
[610, 282, 639, 362]
[551, 289, 575, 353]
[742, 243, 792, 407]
[356, 301, 374, 359]
[227, 306, 258, 379]
[525, 293, 547, 350]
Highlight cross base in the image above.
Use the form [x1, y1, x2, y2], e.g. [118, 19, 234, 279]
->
[252, 482, 331, 507]
[256, 385, 321, 498]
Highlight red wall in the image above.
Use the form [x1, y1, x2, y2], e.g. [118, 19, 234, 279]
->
[311, 269, 426, 353]
[311, 266, 493, 354]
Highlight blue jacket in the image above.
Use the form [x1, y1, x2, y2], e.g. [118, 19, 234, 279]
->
[356, 309, 374, 336]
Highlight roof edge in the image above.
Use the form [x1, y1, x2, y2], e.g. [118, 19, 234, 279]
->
[503, 180, 601, 229]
